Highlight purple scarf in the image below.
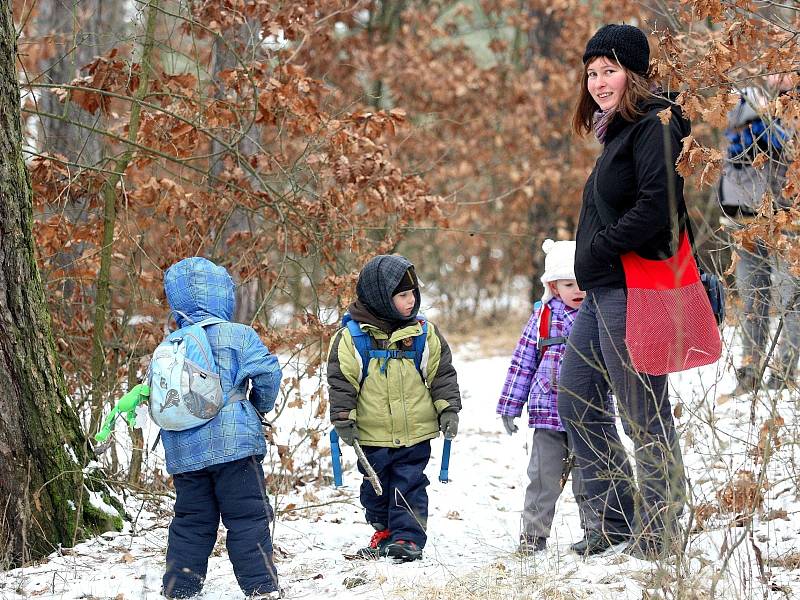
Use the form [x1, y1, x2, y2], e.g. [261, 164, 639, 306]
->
[593, 108, 616, 144]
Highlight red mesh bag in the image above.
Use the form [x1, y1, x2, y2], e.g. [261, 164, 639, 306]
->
[621, 231, 722, 375]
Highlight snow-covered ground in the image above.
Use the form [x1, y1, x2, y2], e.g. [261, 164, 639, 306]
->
[2, 327, 799, 599]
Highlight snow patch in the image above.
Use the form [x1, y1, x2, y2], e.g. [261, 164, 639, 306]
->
[85, 488, 119, 518]
[63, 443, 78, 464]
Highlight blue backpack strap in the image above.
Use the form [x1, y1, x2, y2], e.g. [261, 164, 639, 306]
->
[343, 315, 371, 383]
[369, 317, 426, 379]
[194, 316, 237, 403]
[369, 348, 417, 375]
[412, 318, 428, 376]
[342, 313, 428, 382]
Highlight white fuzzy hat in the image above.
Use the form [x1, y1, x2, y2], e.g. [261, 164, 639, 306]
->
[539, 239, 577, 304]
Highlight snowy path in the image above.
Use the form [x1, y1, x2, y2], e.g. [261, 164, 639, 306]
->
[2, 348, 800, 599]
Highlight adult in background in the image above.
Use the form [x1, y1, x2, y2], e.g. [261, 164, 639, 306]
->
[556, 24, 688, 559]
[718, 80, 799, 395]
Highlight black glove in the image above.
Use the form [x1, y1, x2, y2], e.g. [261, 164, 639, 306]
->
[501, 415, 518, 436]
[333, 419, 359, 446]
[439, 411, 459, 440]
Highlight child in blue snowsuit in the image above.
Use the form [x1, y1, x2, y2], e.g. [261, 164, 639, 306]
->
[160, 258, 283, 599]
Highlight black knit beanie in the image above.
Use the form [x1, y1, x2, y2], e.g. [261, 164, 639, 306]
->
[582, 24, 650, 77]
[392, 266, 418, 296]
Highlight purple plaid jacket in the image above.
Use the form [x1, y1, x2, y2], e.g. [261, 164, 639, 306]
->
[496, 298, 577, 431]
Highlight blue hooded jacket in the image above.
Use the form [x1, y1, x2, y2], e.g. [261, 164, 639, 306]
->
[160, 257, 282, 474]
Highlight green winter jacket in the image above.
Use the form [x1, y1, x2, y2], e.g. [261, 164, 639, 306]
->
[327, 318, 461, 448]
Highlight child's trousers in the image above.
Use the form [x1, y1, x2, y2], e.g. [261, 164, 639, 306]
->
[522, 429, 598, 539]
[162, 455, 279, 598]
[358, 441, 431, 548]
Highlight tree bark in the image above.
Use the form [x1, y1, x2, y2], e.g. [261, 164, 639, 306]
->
[34, 0, 125, 165]
[0, 3, 120, 567]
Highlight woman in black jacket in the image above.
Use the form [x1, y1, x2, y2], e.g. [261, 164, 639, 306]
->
[556, 24, 688, 560]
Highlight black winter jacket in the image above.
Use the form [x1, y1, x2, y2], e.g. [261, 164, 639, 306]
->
[574, 96, 692, 290]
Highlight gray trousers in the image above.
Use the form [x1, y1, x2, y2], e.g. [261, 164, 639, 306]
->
[522, 428, 598, 538]
[735, 239, 800, 379]
[556, 287, 686, 541]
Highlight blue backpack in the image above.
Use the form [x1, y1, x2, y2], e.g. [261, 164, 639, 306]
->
[342, 313, 428, 384]
[148, 315, 230, 430]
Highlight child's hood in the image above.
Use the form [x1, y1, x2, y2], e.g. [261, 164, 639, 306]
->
[164, 257, 235, 327]
[355, 254, 419, 322]
[727, 87, 766, 129]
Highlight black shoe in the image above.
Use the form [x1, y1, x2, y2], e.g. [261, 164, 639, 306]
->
[570, 531, 629, 556]
[384, 540, 423, 562]
[355, 527, 392, 559]
[518, 534, 547, 555]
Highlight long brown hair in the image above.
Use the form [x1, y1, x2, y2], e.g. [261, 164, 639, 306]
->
[571, 58, 655, 136]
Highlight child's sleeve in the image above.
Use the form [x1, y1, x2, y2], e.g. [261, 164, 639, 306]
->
[326, 327, 361, 423]
[239, 328, 282, 414]
[496, 309, 540, 418]
[425, 324, 462, 414]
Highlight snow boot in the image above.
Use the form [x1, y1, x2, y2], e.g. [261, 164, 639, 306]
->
[355, 524, 391, 559]
[570, 530, 629, 556]
[517, 534, 547, 555]
[384, 540, 423, 562]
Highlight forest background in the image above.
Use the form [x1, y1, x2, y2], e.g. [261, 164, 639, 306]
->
[1, 0, 799, 570]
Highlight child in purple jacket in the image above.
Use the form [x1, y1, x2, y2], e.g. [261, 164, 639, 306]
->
[497, 239, 598, 554]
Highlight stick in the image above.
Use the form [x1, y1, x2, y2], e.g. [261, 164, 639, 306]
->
[353, 440, 383, 495]
[560, 453, 576, 490]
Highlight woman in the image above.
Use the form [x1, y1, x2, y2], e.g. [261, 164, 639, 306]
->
[556, 24, 688, 560]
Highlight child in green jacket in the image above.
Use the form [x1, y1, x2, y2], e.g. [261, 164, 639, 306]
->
[327, 254, 461, 561]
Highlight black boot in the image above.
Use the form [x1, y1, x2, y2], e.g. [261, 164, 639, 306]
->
[570, 531, 629, 556]
[384, 540, 423, 562]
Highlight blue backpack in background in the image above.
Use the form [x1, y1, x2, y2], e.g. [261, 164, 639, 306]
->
[148, 316, 227, 430]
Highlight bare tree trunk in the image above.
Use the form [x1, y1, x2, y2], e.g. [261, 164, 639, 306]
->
[34, 0, 125, 165]
[209, 27, 262, 323]
[88, 0, 160, 433]
[0, 3, 120, 567]
[32, 0, 126, 346]
[523, 7, 571, 306]
[126, 356, 144, 485]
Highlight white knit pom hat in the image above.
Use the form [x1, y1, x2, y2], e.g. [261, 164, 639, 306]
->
[539, 239, 577, 304]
